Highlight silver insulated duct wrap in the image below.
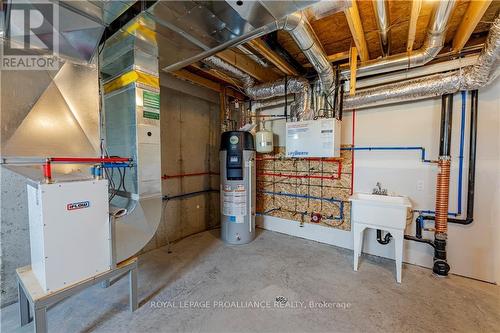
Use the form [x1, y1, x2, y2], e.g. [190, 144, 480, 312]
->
[203, 57, 312, 120]
[203, 56, 255, 89]
[344, 13, 500, 109]
[246, 77, 311, 120]
[281, 12, 335, 96]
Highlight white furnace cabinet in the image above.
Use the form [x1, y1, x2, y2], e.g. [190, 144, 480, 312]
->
[285, 118, 341, 158]
[27, 179, 111, 292]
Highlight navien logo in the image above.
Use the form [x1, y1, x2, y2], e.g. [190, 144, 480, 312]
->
[67, 201, 90, 211]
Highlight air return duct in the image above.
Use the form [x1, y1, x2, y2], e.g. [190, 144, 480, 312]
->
[101, 26, 162, 263]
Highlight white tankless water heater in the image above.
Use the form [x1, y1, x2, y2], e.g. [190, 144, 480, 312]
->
[220, 131, 256, 244]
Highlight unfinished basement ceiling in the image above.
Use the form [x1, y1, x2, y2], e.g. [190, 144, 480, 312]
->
[164, 0, 499, 95]
[277, 0, 500, 65]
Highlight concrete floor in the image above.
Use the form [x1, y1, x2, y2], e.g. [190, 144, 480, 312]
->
[1, 229, 499, 333]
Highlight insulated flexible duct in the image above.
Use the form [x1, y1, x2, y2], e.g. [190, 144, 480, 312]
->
[344, 13, 500, 109]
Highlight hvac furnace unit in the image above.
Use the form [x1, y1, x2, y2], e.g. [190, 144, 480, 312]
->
[220, 131, 256, 244]
[27, 178, 111, 292]
[285, 118, 341, 158]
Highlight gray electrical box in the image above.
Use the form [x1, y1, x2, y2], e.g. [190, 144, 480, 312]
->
[220, 131, 256, 244]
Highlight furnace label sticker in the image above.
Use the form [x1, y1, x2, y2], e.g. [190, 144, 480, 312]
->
[66, 201, 90, 211]
[222, 186, 246, 219]
[143, 90, 160, 120]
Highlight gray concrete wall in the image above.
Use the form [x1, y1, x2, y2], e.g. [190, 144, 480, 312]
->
[142, 77, 221, 252]
[0, 167, 31, 307]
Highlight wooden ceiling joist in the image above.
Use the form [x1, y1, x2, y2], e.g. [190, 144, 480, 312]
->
[302, 51, 350, 68]
[407, 0, 422, 53]
[344, 0, 369, 62]
[190, 63, 244, 89]
[172, 69, 245, 100]
[216, 49, 280, 82]
[452, 0, 492, 53]
[247, 39, 299, 76]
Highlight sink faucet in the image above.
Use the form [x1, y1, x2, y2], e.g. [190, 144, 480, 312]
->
[373, 182, 388, 195]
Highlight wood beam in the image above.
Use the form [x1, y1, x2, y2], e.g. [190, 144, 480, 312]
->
[172, 69, 246, 100]
[190, 63, 244, 89]
[350, 47, 358, 96]
[407, 0, 422, 53]
[303, 51, 351, 68]
[344, 1, 369, 62]
[247, 39, 299, 76]
[452, 0, 492, 52]
[216, 49, 281, 82]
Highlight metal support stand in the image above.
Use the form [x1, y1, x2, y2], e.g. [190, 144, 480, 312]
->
[16, 257, 138, 333]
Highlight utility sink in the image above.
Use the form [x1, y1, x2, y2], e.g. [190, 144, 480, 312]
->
[349, 193, 412, 230]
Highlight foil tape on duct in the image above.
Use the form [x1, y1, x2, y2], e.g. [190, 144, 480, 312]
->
[344, 13, 500, 109]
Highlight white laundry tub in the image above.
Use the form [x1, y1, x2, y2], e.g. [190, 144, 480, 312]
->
[349, 193, 412, 230]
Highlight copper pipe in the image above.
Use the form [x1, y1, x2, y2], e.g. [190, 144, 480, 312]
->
[435, 158, 451, 234]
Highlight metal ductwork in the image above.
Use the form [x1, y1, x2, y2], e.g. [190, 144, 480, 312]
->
[372, 0, 390, 57]
[3, 1, 134, 63]
[281, 11, 335, 97]
[203, 56, 311, 120]
[154, 1, 325, 72]
[344, 0, 456, 78]
[202, 4, 350, 120]
[344, 13, 500, 110]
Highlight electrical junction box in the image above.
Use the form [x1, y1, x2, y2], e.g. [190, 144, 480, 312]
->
[27, 179, 111, 292]
[285, 118, 341, 158]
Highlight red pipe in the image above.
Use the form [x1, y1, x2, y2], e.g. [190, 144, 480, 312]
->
[42, 157, 131, 182]
[257, 160, 342, 180]
[42, 159, 52, 182]
[162, 171, 219, 180]
[50, 157, 130, 163]
[350, 110, 356, 195]
[256, 156, 340, 163]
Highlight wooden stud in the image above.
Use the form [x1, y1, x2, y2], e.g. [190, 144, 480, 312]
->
[216, 49, 281, 82]
[407, 0, 422, 53]
[452, 0, 492, 52]
[350, 47, 358, 96]
[344, 1, 370, 61]
[247, 39, 299, 76]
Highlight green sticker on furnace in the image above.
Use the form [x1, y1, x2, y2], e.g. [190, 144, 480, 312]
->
[143, 90, 160, 120]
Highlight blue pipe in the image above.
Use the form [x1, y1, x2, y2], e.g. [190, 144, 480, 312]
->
[341, 146, 433, 163]
[457, 91, 466, 215]
[258, 190, 344, 220]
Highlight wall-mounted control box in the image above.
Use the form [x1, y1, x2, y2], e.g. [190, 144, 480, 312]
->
[285, 118, 341, 158]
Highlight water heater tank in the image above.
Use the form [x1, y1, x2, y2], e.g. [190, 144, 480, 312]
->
[256, 128, 274, 153]
[220, 131, 256, 244]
